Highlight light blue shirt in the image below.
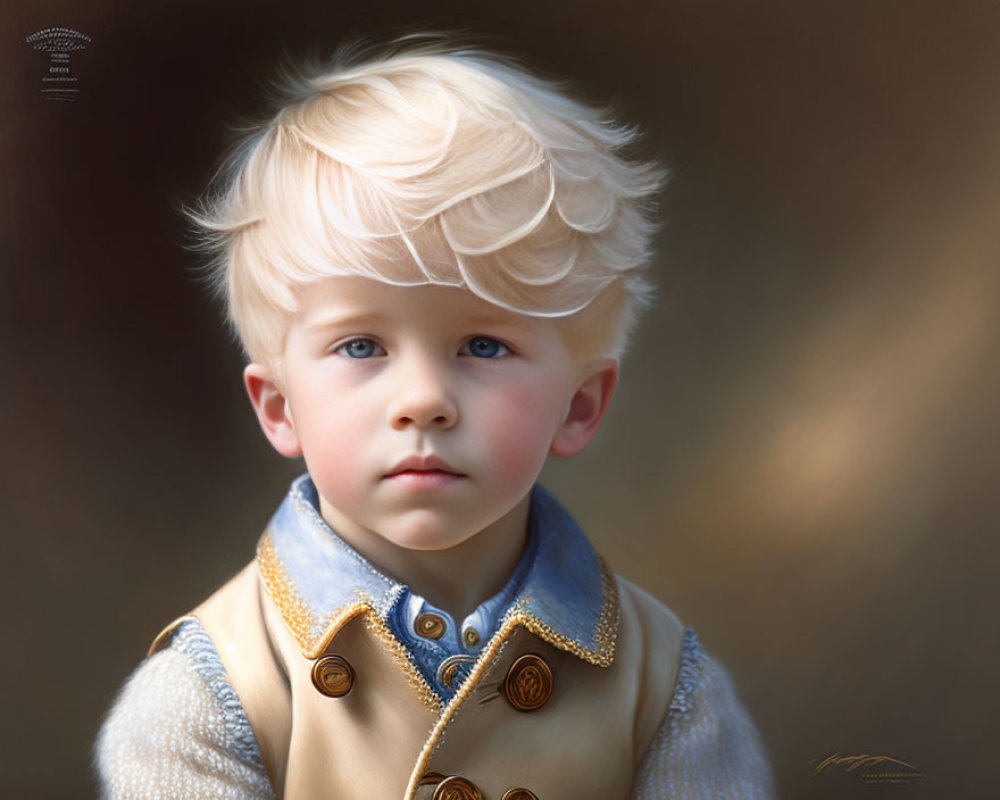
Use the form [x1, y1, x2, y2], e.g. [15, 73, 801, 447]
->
[389, 530, 537, 701]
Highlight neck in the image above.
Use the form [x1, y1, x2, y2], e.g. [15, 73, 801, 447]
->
[318, 495, 531, 621]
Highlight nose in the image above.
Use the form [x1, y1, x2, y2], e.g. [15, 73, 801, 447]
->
[387, 357, 458, 431]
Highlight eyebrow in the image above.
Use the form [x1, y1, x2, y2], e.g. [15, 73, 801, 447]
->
[305, 311, 387, 334]
[303, 305, 530, 336]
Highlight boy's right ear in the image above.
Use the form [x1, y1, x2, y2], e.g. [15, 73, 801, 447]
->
[243, 364, 303, 458]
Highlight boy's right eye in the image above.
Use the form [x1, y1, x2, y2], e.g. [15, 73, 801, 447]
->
[334, 338, 385, 359]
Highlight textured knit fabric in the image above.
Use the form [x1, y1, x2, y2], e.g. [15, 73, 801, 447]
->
[95, 620, 275, 800]
[633, 628, 776, 799]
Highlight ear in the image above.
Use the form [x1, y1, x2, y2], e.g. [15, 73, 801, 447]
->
[550, 359, 619, 458]
[243, 363, 302, 458]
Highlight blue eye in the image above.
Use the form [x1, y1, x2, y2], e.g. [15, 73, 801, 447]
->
[462, 337, 509, 359]
[336, 338, 384, 359]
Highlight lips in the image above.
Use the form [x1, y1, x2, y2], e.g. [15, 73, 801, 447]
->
[383, 454, 465, 489]
[385, 454, 463, 478]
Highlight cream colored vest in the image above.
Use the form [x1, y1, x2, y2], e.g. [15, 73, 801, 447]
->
[154, 559, 684, 800]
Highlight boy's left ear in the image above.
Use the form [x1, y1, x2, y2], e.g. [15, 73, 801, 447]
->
[550, 359, 619, 458]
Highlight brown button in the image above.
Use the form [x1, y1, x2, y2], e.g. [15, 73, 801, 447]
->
[500, 790, 539, 800]
[416, 612, 447, 639]
[436, 654, 476, 689]
[439, 659, 461, 689]
[432, 775, 483, 800]
[503, 653, 553, 712]
[311, 654, 354, 697]
[462, 627, 480, 647]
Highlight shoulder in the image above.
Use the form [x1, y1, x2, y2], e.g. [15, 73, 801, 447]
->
[613, 574, 687, 682]
[615, 575, 686, 645]
[610, 575, 687, 748]
[95, 618, 273, 799]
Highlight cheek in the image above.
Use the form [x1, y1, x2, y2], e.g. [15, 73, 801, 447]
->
[478, 381, 566, 483]
[291, 400, 370, 501]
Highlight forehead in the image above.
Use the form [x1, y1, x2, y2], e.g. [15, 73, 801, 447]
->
[291, 276, 554, 335]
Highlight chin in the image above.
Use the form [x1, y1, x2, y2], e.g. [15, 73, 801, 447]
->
[382, 512, 473, 552]
[387, 529, 469, 553]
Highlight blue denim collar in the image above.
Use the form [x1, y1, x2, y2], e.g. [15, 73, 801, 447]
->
[256, 474, 618, 666]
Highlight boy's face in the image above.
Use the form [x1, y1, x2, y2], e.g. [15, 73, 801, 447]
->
[245, 276, 616, 555]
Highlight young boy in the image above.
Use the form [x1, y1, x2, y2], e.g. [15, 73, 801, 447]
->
[96, 40, 774, 799]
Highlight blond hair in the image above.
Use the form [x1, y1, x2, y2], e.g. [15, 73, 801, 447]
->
[191, 37, 664, 367]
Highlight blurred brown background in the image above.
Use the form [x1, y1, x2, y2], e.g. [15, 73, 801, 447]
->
[2, 1, 998, 797]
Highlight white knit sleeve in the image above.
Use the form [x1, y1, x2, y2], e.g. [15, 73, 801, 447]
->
[631, 628, 776, 800]
[95, 620, 275, 800]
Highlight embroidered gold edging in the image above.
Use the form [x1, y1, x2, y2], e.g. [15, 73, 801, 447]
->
[257, 530, 442, 714]
[403, 559, 621, 800]
[517, 555, 619, 666]
[309, 603, 368, 658]
[257, 532, 324, 652]
[359, 607, 443, 714]
[258, 531, 369, 657]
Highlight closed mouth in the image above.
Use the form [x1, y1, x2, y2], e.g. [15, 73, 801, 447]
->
[384, 454, 465, 479]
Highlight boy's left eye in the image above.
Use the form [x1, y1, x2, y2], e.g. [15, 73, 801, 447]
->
[460, 337, 510, 359]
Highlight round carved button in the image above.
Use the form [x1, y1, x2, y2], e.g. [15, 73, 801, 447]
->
[432, 775, 483, 800]
[416, 612, 447, 639]
[462, 627, 480, 647]
[500, 790, 539, 800]
[502, 653, 553, 712]
[311, 655, 354, 697]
